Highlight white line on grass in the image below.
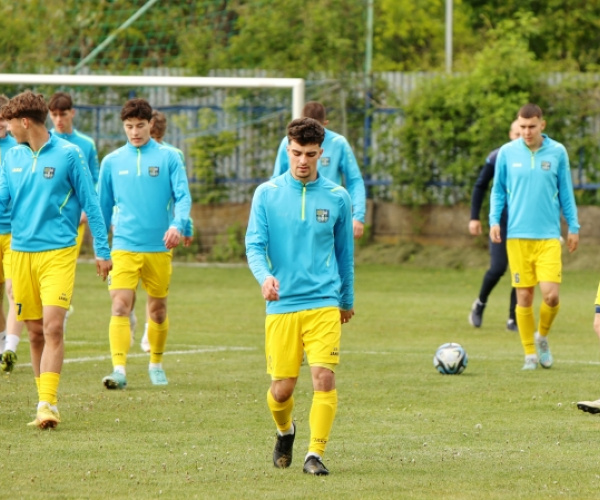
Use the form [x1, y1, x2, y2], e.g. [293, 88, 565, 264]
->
[16, 346, 256, 368]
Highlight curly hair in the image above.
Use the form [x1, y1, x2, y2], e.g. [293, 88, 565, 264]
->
[287, 117, 325, 146]
[0, 90, 48, 124]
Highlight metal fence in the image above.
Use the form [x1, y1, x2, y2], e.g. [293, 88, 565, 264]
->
[50, 68, 600, 203]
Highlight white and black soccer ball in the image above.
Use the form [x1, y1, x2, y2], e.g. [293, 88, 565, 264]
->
[433, 342, 468, 375]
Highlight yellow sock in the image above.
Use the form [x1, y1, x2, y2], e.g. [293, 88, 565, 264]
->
[148, 317, 169, 364]
[39, 372, 60, 406]
[267, 388, 294, 433]
[539, 302, 560, 336]
[516, 305, 536, 355]
[109, 316, 131, 368]
[34, 376, 40, 398]
[308, 390, 338, 457]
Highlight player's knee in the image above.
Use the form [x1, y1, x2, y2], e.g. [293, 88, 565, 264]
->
[311, 368, 335, 392]
[111, 300, 132, 317]
[542, 292, 559, 307]
[270, 380, 295, 402]
[149, 309, 167, 324]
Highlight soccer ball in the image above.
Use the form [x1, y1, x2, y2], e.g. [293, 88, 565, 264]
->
[433, 342, 468, 375]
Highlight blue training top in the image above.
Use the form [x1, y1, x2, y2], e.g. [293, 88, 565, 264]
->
[0, 134, 17, 234]
[98, 138, 192, 252]
[0, 132, 110, 259]
[246, 171, 354, 315]
[490, 135, 579, 238]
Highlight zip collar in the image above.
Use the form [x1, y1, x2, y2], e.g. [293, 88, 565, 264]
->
[284, 170, 322, 190]
[125, 137, 156, 152]
[518, 133, 549, 153]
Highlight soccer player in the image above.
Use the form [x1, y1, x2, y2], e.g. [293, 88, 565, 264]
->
[272, 101, 366, 239]
[98, 98, 192, 389]
[0, 94, 25, 372]
[0, 90, 112, 428]
[48, 92, 101, 335]
[137, 109, 194, 354]
[489, 103, 579, 370]
[246, 117, 355, 476]
[468, 120, 520, 332]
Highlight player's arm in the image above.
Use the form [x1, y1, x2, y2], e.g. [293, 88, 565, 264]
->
[168, 152, 192, 236]
[69, 147, 112, 266]
[89, 142, 100, 186]
[183, 217, 194, 246]
[245, 186, 274, 288]
[469, 155, 495, 235]
[333, 187, 355, 314]
[97, 158, 115, 235]
[272, 137, 289, 178]
[556, 147, 580, 253]
[339, 139, 366, 227]
[489, 148, 508, 243]
[0, 159, 12, 213]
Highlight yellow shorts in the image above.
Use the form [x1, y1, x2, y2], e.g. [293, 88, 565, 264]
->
[11, 246, 78, 321]
[108, 250, 173, 297]
[0, 233, 12, 282]
[265, 306, 341, 380]
[506, 238, 562, 288]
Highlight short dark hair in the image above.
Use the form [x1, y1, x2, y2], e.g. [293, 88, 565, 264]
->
[151, 110, 167, 140]
[287, 117, 325, 146]
[48, 91, 73, 111]
[0, 90, 48, 124]
[518, 103, 543, 120]
[302, 101, 326, 124]
[120, 98, 153, 122]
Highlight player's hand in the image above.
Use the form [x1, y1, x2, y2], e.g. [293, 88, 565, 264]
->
[353, 220, 364, 239]
[96, 258, 112, 281]
[340, 308, 354, 324]
[489, 224, 501, 243]
[261, 276, 280, 301]
[468, 220, 481, 236]
[163, 227, 182, 249]
[567, 233, 579, 253]
[183, 236, 193, 247]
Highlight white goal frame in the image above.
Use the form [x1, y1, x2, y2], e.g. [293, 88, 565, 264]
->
[0, 73, 305, 118]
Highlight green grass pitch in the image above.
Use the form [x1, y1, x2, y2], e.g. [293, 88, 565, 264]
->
[1, 262, 600, 499]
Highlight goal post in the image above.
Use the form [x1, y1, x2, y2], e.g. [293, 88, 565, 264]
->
[0, 73, 305, 119]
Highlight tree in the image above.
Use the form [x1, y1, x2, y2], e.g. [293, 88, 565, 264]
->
[463, 0, 600, 71]
[393, 17, 544, 204]
[373, 0, 477, 71]
[181, 0, 366, 77]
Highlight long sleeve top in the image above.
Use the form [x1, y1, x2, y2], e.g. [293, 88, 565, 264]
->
[0, 132, 110, 259]
[246, 171, 354, 315]
[490, 135, 580, 238]
[98, 138, 192, 252]
[0, 134, 17, 234]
